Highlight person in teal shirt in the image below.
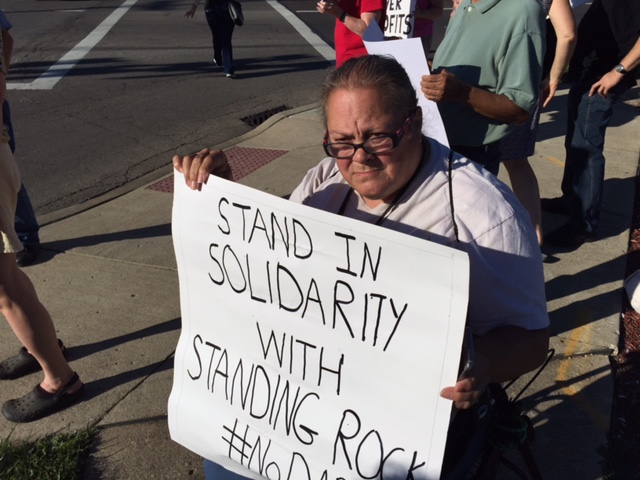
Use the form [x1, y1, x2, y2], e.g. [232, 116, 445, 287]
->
[421, 0, 545, 175]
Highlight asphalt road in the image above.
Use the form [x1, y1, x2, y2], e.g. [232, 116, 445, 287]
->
[4, 0, 335, 215]
[3, 0, 591, 216]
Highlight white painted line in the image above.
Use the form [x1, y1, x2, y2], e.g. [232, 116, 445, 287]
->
[266, 0, 335, 63]
[7, 0, 138, 90]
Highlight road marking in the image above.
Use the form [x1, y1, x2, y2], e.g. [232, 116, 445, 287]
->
[7, 0, 138, 90]
[547, 156, 565, 167]
[555, 310, 610, 431]
[267, 0, 335, 62]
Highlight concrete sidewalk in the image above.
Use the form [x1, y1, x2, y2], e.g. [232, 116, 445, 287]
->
[0, 84, 638, 480]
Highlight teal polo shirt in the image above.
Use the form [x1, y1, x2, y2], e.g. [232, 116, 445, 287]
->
[432, 0, 545, 146]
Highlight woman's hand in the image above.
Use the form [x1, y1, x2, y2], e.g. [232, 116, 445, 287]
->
[440, 351, 490, 410]
[316, 1, 340, 18]
[541, 76, 562, 108]
[185, 5, 196, 18]
[172, 148, 233, 191]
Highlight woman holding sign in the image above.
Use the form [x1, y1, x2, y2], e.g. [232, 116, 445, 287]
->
[174, 54, 550, 479]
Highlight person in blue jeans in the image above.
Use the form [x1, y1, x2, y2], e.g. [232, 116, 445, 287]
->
[542, 0, 640, 248]
[186, 0, 237, 78]
[203, 459, 246, 479]
[3, 100, 41, 266]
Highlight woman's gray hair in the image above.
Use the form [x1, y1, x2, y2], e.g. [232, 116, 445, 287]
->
[320, 54, 418, 127]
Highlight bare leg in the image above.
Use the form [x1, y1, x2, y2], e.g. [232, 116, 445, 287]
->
[0, 252, 81, 393]
[503, 158, 543, 246]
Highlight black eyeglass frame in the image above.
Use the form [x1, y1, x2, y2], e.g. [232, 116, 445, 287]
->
[323, 114, 415, 159]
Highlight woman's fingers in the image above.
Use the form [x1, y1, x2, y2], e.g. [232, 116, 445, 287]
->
[173, 148, 232, 190]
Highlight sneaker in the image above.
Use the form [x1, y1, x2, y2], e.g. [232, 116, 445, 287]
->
[226, 73, 236, 79]
[213, 58, 221, 67]
[541, 197, 570, 215]
[16, 245, 40, 267]
[544, 223, 597, 248]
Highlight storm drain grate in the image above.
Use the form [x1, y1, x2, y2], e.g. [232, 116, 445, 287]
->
[241, 105, 290, 127]
[146, 146, 289, 193]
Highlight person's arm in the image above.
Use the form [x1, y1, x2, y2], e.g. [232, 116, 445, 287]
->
[541, 0, 577, 108]
[440, 326, 550, 409]
[590, 35, 640, 98]
[420, 69, 530, 124]
[173, 148, 234, 190]
[185, 0, 203, 18]
[316, 1, 382, 37]
[414, 0, 443, 20]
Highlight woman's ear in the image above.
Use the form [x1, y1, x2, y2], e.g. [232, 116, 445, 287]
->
[413, 106, 423, 132]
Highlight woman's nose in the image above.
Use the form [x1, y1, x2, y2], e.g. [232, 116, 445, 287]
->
[351, 145, 371, 164]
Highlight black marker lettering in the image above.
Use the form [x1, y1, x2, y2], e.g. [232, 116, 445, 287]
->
[218, 197, 231, 235]
[335, 232, 358, 277]
[187, 334, 203, 380]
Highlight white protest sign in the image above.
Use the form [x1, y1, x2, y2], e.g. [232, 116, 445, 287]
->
[384, 0, 418, 39]
[364, 22, 449, 147]
[169, 171, 470, 479]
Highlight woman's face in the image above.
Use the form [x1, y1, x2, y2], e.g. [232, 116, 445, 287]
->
[325, 87, 423, 208]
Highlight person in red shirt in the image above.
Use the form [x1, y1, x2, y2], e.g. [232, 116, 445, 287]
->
[317, 0, 385, 66]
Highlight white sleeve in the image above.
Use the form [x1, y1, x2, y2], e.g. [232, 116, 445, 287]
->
[289, 158, 339, 204]
[464, 215, 549, 335]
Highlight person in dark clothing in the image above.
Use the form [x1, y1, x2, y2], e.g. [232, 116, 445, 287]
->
[186, 0, 238, 78]
[542, 0, 640, 248]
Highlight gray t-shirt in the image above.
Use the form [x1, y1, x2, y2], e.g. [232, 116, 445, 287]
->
[290, 138, 549, 336]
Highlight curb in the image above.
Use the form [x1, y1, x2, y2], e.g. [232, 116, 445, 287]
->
[37, 103, 321, 228]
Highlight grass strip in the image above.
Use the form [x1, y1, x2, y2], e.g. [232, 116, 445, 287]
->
[0, 426, 95, 480]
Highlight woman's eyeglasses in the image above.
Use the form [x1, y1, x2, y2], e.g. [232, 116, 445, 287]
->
[323, 115, 414, 159]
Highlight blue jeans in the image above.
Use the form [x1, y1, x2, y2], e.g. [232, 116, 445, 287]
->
[3, 99, 40, 246]
[203, 459, 248, 480]
[205, 4, 235, 75]
[561, 77, 620, 233]
[15, 183, 40, 246]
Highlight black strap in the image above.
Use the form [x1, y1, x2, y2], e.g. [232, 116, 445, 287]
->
[337, 140, 429, 226]
[448, 149, 460, 243]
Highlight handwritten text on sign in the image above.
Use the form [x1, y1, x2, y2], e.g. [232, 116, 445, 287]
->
[384, 0, 417, 38]
[169, 172, 469, 479]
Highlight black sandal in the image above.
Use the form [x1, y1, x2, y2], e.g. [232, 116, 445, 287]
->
[2, 372, 84, 423]
[0, 339, 66, 380]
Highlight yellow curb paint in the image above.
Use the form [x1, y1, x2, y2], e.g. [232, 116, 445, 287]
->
[547, 156, 565, 167]
[555, 311, 609, 432]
